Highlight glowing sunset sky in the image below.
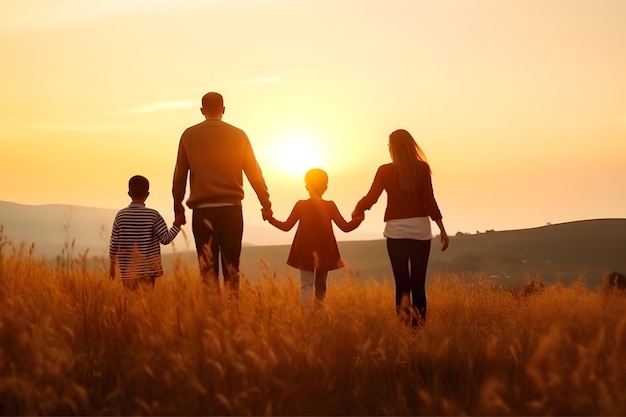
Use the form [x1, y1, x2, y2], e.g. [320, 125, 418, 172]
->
[1, 0, 625, 244]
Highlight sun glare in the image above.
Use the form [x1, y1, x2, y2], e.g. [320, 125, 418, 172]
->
[269, 134, 325, 177]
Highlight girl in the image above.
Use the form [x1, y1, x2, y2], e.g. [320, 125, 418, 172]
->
[266, 168, 363, 306]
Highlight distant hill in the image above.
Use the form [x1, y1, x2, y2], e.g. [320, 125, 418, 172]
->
[0, 201, 116, 258]
[0, 200, 293, 257]
[426, 218, 626, 288]
[167, 219, 626, 290]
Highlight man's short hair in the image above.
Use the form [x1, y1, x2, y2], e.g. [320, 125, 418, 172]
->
[129, 175, 149, 198]
[201, 92, 224, 116]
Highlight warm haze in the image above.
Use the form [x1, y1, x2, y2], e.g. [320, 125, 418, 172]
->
[1, 0, 625, 245]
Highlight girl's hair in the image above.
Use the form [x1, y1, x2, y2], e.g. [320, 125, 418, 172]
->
[305, 168, 328, 197]
[388, 129, 430, 194]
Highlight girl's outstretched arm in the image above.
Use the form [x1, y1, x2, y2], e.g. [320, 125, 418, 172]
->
[329, 201, 363, 232]
[267, 202, 300, 232]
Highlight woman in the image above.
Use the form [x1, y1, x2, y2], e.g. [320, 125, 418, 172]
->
[353, 129, 449, 326]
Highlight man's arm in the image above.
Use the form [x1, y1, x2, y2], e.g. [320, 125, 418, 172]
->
[172, 138, 189, 225]
[242, 135, 272, 213]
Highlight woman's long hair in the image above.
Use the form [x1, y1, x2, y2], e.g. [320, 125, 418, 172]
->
[388, 129, 430, 194]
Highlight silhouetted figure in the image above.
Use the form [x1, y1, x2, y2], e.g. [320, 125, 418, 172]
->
[603, 271, 626, 293]
[266, 168, 363, 307]
[172, 92, 272, 295]
[110, 175, 181, 290]
[352, 129, 449, 327]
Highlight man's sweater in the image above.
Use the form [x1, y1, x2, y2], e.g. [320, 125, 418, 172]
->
[173, 119, 271, 211]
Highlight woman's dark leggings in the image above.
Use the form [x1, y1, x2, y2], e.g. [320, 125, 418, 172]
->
[386, 238, 432, 320]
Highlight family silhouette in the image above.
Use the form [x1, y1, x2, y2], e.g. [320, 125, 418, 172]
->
[109, 91, 449, 326]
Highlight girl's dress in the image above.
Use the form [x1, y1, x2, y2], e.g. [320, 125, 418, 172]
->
[285, 199, 348, 271]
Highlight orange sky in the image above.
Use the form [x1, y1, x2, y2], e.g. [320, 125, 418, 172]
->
[1, 0, 625, 245]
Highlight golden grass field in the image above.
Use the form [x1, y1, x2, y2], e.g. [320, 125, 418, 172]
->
[2, 233, 626, 416]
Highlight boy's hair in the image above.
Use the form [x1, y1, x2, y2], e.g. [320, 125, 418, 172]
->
[305, 168, 328, 196]
[128, 175, 150, 198]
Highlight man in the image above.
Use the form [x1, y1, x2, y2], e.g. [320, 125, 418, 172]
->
[173, 92, 272, 294]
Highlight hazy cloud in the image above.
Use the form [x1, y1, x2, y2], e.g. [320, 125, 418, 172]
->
[26, 122, 127, 132]
[239, 76, 282, 85]
[124, 100, 197, 114]
[0, 0, 293, 32]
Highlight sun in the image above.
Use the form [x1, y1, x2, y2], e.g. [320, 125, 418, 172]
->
[268, 133, 325, 176]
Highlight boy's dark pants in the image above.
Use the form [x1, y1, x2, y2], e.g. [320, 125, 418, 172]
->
[386, 238, 431, 320]
[192, 206, 243, 294]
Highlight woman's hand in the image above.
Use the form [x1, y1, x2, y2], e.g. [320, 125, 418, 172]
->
[351, 209, 364, 221]
[434, 219, 449, 251]
[440, 230, 450, 252]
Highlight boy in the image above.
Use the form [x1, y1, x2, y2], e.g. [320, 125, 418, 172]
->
[109, 175, 182, 289]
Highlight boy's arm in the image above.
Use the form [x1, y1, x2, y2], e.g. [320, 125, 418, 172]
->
[109, 259, 116, 280]
[154, 213, 181, 245]
[109, 219, 119, 279]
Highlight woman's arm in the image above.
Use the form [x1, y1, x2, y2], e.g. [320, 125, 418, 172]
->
[352, 166, 385, 218]
[419, 164, 443, 221]
[419, 165, 448, 251]
[434, 218, 449, 251]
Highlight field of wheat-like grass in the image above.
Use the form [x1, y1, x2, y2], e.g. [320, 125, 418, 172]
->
[1, 238, 626, 416]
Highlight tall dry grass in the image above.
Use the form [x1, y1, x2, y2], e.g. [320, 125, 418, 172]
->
[1, 235, 626, 415]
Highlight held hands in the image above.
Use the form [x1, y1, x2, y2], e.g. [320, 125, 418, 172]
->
[174, 211, 186, 227]
[351, 209, 364, 222]
[261, 207, 273, 221]
[352, 213, 365, 225]
[174, 203, 186, 227]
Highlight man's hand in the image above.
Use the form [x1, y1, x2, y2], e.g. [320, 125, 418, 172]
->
[261, 207, 273, 221]
[174, 211, 187, 227]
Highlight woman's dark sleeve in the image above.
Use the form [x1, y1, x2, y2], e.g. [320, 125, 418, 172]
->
[420, 166, 443, 221]
[354, 166, 385, 215]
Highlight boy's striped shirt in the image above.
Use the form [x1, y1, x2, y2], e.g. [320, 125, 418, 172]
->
[109, 202, 180, 282]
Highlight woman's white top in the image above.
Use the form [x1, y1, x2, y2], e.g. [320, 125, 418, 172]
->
[383, 216, 432, 240]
